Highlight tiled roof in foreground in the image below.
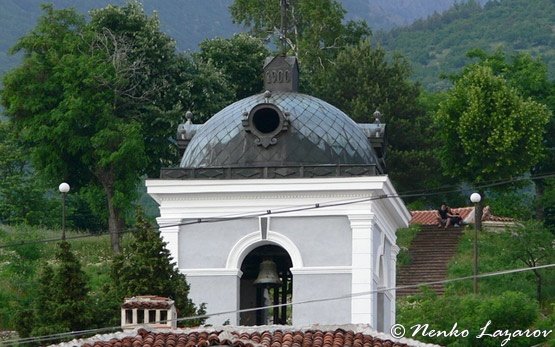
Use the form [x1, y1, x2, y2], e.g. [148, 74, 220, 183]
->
[122, 296, 174, 310]
[54, 325, 440, 347]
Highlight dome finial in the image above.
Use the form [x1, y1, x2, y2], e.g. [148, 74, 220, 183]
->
[264, 90, 272, 102]
[185, 110, 193, 124]
[373, 110, 382, 124]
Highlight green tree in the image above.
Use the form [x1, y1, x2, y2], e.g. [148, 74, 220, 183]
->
[466, 49, 555, 220]
[1, 3, 230, 251]
[505, 221, 555, 302]
[310, 39, 443, 195]
[27, 242, 90, 338]
[398, 290, 541, 346]
[109, 212, 205, 326]
[229, 0, 370, 86]
[434, 64, 550, 219]
[179, 56, 235, 123]
[0, 121, 59, 226]
[197, 34, 269, 100]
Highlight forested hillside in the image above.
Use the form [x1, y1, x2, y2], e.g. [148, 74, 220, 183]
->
[378, 0, 555, 90]
[343, 0, 487, 30]
[0, 0, 241, 77]
[0, 0, 488, 79]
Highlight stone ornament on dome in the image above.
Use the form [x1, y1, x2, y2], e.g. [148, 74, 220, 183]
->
[373, 109, 382, 124]
[176, 110, 202, 158]
[242, 102, 290, 148]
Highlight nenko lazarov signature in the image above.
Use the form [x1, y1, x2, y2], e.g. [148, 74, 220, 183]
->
[475, 320, 552, 346]
[409, 320, 552, 346]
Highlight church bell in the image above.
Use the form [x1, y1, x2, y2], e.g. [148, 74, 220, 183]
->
[254, 259, 282, 286]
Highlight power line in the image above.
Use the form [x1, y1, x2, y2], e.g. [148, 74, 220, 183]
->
[399, 171, 555, 197]
[2, 171, 555, 250]
[0, 195, 391, 249]
[4, 263, 554, 346]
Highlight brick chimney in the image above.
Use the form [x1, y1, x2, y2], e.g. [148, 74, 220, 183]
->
[121, 296, 177, 330]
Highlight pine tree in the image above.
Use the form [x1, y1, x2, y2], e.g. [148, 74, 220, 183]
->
[30, 241, 90, 337]
[110, 212, 205, 326]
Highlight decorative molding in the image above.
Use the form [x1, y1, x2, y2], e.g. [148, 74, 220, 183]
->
[225, 231, 303, 270]
[390, 244, 400, 258]
[242, 102, 289, 148]
[151, 192, 373, 202]
[290, 266, 352, 275]
[159, 164, 377, 180]
[180, 268, 243, 277]
[374, 231, 386, 277]
[260, 217, 269, 240]
[147, 176, 390, 193]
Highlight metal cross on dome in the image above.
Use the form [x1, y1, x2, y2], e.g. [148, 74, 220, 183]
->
[279, 0, 290, 53]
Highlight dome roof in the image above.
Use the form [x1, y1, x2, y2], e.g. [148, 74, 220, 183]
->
[180, 92, 380, 169]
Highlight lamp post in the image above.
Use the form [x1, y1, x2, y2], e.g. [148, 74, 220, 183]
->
[59, 182, 70, 241]
[470, 192, 481, 294]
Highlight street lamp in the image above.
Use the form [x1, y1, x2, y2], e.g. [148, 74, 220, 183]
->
[470, 192, 481, 294]
[59, 182, 70, 241]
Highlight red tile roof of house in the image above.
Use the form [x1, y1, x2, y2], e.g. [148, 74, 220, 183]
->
[410, 207, 472, 225]
[60, 326, 439, 347]
[409, 206, 514, 226]
[122, 296, 174, 310]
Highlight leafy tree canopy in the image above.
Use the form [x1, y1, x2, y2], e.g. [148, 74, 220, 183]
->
[0, 121, 59, 226]
[197, 34, 269, 100]
[1, 2, 231, 251]
[229, 0, 370, 81]
[434, 64, 550, 184]
[309, 39, 447, 196]
[505, 221, 555, 302]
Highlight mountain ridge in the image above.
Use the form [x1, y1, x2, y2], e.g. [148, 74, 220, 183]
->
[0, 0, 488, 79]
[377, 0, 555, 90]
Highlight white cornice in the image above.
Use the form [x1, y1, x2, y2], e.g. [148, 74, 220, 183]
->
[180, 268, 243, 277]
[152, 192, 372, 201]
[146, 176, 390, 195]
[290, 266, 352, 275]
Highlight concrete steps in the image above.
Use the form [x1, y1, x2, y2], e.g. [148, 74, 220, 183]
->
[396, 225, 463, 297]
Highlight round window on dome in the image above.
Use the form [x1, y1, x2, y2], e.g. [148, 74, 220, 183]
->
[252, 107, 280, 134]
[244, 103, 288, 148]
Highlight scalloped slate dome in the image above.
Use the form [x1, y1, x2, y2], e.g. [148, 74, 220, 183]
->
[180, 91, 380, 168]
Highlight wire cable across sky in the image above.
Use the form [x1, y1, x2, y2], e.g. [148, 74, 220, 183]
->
[3, 263, 554, 346]
[2, 171, 555, 250]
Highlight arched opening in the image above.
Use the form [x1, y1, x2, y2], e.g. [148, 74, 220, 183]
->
[239, 244, 293, 325]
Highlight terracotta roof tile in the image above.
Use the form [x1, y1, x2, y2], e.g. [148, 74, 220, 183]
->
[78, 328, 420, 347]
[122, 296, 174, 310]
[409, 206, 513, 226]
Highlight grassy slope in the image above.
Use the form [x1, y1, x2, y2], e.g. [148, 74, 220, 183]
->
[397, 225, 553, 305]
[396, 226, 554, 345]
[445, 227, 554, 304]
[0, 224, 126, 330]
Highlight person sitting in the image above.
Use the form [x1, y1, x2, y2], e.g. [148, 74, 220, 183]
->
[437, 203, 451, 228]
[437, 204, 464, 228]
[448, 207, 463, 227]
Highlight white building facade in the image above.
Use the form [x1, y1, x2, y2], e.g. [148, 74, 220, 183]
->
[146, 56, 409, 331]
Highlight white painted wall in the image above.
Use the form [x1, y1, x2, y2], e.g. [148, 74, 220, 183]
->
[146, 176, 410, 329]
